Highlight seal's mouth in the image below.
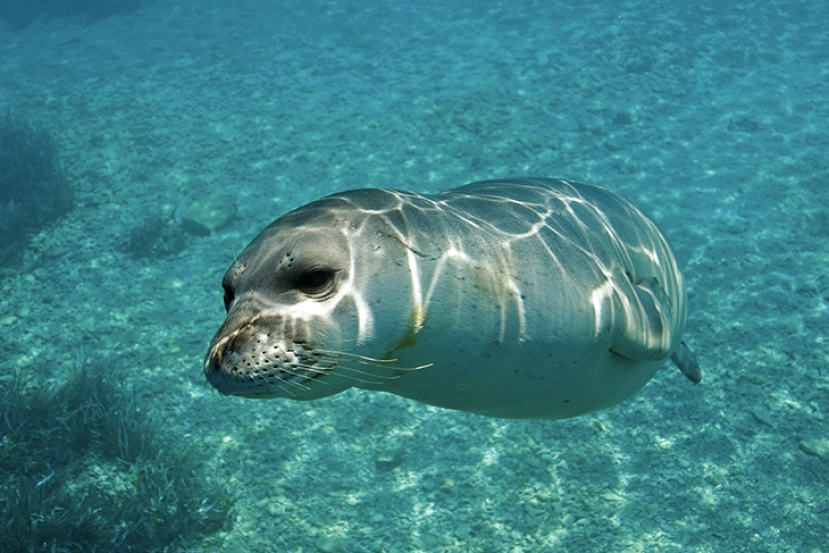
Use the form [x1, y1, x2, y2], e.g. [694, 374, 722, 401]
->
[204, 312, 430, 400]
[204, 337, 335, 398]
[203, 314, 338, 398]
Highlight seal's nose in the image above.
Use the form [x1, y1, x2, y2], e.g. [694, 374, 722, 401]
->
[203, 309, 301, 396]
[203, 333, 233, 394]
[203, 306, 254, 393]
[203, 297, 263, 376]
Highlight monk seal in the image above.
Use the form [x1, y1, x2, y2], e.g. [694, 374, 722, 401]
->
[204, 178, 700, 419]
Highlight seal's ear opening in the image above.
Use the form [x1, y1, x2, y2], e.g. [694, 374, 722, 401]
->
[222, 277, 235, 312]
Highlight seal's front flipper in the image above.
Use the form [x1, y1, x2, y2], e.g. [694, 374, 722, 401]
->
[610, 276, 674, 362]
[671, 341, 702, 383]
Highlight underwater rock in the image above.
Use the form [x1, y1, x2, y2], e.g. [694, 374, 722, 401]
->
[121, 214, 187, 258]
[315, 535, 345, 552]
[799, 437, 829, 461]
[181, 198, 236, 236]
[375, 448, 406, 472]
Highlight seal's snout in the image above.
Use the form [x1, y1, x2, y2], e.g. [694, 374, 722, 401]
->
[204, 316, 272, 388]
[203, 332, 241, 395]
[203, 313, 338, 399]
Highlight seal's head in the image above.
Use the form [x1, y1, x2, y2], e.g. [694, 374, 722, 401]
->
[203, 190, 420, 400]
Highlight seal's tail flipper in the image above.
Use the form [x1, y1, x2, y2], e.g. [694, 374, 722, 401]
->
[671, 341, 702, 383]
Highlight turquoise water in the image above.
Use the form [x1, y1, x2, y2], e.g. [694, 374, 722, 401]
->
[1, 0, 827, 551]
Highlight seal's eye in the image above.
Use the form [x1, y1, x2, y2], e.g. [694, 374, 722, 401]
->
[222, 280, 235, 312]
[296, 268, 335, 296]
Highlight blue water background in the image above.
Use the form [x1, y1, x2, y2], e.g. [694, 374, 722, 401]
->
[1, 0, 827, 550]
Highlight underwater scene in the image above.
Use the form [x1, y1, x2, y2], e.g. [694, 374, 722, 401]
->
[0, 0, 827, 551]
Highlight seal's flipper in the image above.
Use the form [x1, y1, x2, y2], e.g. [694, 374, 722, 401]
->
[671, 341, 702, 383]
[610, 276, 674, 362]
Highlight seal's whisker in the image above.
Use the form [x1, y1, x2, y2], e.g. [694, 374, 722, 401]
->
[315, 348, 433, 371]
[266, 371, 312, 392]
[347, 359, 433, 372]
[328, 372, 384, 386]
[326, 363, 398, 381]
[294, 362, 385, 386]
[314, 349, 397, 363]
[272, 381, 300, 396]
[289, 365, 333, 386]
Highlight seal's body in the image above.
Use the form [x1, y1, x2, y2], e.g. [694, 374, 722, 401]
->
[204, 178, 700, 419]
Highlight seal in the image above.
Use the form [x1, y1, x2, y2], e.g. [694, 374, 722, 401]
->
[204, 178, 700, 419]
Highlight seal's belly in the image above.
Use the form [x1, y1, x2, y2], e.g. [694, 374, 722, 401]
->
[203, 177, 700, 419]
[377, 346, 662, 419]
[365, 301, 664, 419]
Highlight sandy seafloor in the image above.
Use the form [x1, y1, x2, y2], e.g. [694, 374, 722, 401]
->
[1, 0, 828, 551]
